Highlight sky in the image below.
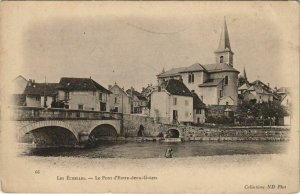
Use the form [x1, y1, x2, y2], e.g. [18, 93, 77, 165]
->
[1, 2, 299, 92]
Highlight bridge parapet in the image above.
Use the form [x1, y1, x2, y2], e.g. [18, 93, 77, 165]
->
[12, 106, 122, 121]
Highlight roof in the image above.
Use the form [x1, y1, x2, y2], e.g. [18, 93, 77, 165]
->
[24, 83, 59, 96]
[126, 89, 147, 101]
[179, 63, 207, 73]
[238, 83, 250, 90]
[191, 92, 206, 109]
[164, 79, 193, 97]
[110, 84, 130, 96]
[277, 87, 290, 94]
[199, 78, 224, 87]
[202, 63, 239, 73]
[157, 63, 239, 78]
[14, 75, 27, 82]
[215, 18, 232, 53]
[157, 67, 186, 78]
[57, 77, 111, 93]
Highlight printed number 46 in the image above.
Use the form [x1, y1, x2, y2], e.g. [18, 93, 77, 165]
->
[34, 170, 40, 174]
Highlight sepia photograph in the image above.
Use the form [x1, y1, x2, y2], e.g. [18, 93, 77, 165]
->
[0, 1, 299, 193]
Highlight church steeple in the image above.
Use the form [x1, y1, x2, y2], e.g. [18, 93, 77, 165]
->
[214, 17, 234, 66]
[243, 67, 247, 80]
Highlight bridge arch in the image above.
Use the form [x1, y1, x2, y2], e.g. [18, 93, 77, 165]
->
[88, 124, 118, 141]
[20, 120, 79, 141]
[166, 128, 180, 138]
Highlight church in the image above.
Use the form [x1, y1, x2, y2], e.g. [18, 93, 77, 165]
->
[157, 19, 240, 106]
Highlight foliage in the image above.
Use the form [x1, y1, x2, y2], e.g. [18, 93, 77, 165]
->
[206, 115, 234, 125]
[236, 100, 288, 125]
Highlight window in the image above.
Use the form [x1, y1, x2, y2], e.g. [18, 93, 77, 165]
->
[78, 104, 84, 110]
[185, 100, 189, 106]
[35, 96, 40, 101]
[115, 107, 119, 112]
[188, 73, 194, 83]
[64, 92, 70, 100]
[173, 97, 177, 105]
[100, 93, 107, 102]
[226, 102, 229, 106]
[220, 56, 224, 63]
[185, 111, 189, 118]
[224, 76, 228, 85]
[196, 109, 201, 114]
[114, 97, 118, 103]
[219, 90, 223, 98]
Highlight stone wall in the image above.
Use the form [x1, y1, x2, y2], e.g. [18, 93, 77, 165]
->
[179, 126, 289, 141]
[122, 114, 289, 141]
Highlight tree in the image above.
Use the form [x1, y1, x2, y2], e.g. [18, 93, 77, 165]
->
[236, 100, 287, 126]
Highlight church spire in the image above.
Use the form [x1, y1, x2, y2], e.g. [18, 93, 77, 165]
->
[214, 17, 234, 66]
[216, 17, 231, 52]
[243, 67, 247, 80]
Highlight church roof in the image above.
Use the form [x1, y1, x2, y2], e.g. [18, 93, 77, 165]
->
[203, 63, 239, 73]
[157, 67, 186, 78]
[215, 18, 232, 53]
[199, 78, 224, 87]
[157, 63, 239, 78]
[165, 79, 193, 97]
[179, 63, 207, 73]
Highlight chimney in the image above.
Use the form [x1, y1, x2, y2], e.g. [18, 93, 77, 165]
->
[142, 87, 145, 92]
[267, 83, 270, 87]
[28, 79, 32, 86]
[108, 85, 112, 89]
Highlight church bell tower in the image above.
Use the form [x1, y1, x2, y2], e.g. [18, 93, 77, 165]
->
[214, 18, 234, 66]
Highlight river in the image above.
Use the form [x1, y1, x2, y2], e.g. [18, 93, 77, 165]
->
[19, 141, 288, 159]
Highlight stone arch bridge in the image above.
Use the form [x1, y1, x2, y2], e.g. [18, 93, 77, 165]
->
[13, 107, 185, 147]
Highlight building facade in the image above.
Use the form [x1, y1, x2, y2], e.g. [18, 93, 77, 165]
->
[109, 84, 131, 114]
[56, 77, 111, 111]
[150, 79, 194, 124]
[126, 88, 148, 114]
[157, 19, 239, 106]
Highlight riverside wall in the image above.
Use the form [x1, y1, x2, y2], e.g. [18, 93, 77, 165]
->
[122, 114, 290, 141]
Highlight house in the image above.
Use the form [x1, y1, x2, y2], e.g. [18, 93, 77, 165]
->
[109, 83, 131, 114]
[23, 80, 58, 107]
[141, 84, 155, 100]
[277, 87, 291, 126]
[126, 88, 148, 114]
[11, 75, 28, 106]
[56, 77, 111, 111]
[277, 87, 291, 107]
[192, 92, 206, 124]
[12, 75, 28, 94]
[243, 80, 280, 103]
[157, 19, 239, 106]
[150, 79, 194, 124]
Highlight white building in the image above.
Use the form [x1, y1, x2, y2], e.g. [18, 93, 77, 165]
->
[56, 77, 111, 111]
[157, 19, 239, 106]
[109, 84, 131, 114]
[150, 79, 194, 124]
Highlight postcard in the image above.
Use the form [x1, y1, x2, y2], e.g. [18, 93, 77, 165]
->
[0, 1, 299, 193]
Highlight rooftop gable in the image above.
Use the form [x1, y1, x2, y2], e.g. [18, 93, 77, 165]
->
[165, 79, 193, 97]
[57, 77, 111, 93]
